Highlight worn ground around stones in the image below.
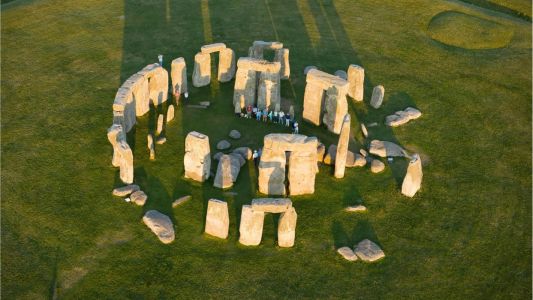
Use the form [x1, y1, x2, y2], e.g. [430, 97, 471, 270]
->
[1, 0, 531, 298]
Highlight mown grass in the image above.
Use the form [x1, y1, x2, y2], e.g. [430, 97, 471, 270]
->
[1, 0, 531, 298]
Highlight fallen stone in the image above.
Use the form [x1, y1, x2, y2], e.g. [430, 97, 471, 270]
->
[224, 191, 238, 197]
[304, 66, 317, 75]
[239, 205, 265, 246]
[143, 210, 175, 244]
[323, 144, 337, 165]
[232, 147, 253, 160]
[359, 149, 368, 157]
[251, 198, 292, 213]
[370, 85, 385, 109]
[147, 134, 155, 160]
[172, 195, 191, 208]
[229, 153, 245, 167]
[346, 151, 366, 167]
[385, 107, 422, 127]
[361, 123, 368, 138]
[199, 101, 210, 107]
[156, 137, 166, 144]
[229, 130, 241, 139]
[187, 104, 208, 109]
[130, 190, 147, 206]
[402, 154, 422, 197]
[369, 140, 407, 157]
[371, 159, 385, 173]
[345, 205, 367, 212]
[112, 184, 140, 197]
[354, 239, 385, 262]
[337, 246, 358, 261]
[217, 140, 231, 150]
[334, 70, 348, 80]
[367, 122, 378, 127]
[205, 199, 229, 239]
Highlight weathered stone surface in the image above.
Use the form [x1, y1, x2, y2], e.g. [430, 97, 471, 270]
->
[117, 140, 134, 184]
[337, 246, 358, 261]
[147, 134, 155, 160]
[156, 114, 164, 135]
[369, 140, 407, 157]
[233, 66, 257, 108]
[184, 131, 211, 182]
[360, 149, 368, 157]
[108, 124, 126, 167]
[200, 42, 226, 54]
[171, 57, 187, 95]
[304, 66, 317, 75]
[323, 144, 337, 165]
[141, 65, 169, 106]
[214, 154, 242, 189]
[302, 83, 324, 126]
[317, 143, 326, 162]
[361, 123, 368, 138]
[239, 205, 265, 246]
[130, 190, 147, 206]
[229, 153, 245, 167]
[347, 64, 364, 101]
[278, 207, 297, 247]
[112, 184, 140, 197]
[370, 85, 385, 109]
[345, 205, 367, 212]
[156, 137, 166, 145]
[217, 140, 231, 150]
[289, 105, 295, 117]
[205, 199, 229, 239]
[371, 159, 385, 173]
[274, 48, 290, 79]
[218, 48, 236, 82]
[354, 239, 385, 262]
[258, 134, 318, 195]
[113, 87, 136, 133]
[335, 70, 348, 80]
[237, 57, 281, 73]
[402, 154, 422, 197]
[257, 71, 281, 110]
[249, 41, 284, 59]
[385, 107, 422, 127]
[335, 114, 350, 178]
[323, 86, 349, 134]
[251, 198, 292, 213]
[233, 147, 253, 160]
[229, 130, 241, 139]
[172, 195, 191, 208]
[167, 104, 175, 123]
[213, 152, 224, 161]
[346, 151, 366, 167]
[143, 210, 174, 244]
[192, 52, 211, 87]
[124, 73, 150, 117]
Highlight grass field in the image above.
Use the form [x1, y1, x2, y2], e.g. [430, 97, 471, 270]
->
[1, 0, 531, 298]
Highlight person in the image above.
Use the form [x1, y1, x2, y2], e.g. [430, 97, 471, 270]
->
[285, 114, 291, 127]
[158, 54, 163, 66]
[246, 105, 252, 118]
[273, 111, 278, 123]
[279, 111, 285, 124]
[256, 109, 262, 121]
[293, 121, 299, 134]
[268, 110, 273, 122]
[252, 150, 259, 166]
[262, 109, 268, 122]
[184, 92, 189, 99]
[252, 107, 258, 118]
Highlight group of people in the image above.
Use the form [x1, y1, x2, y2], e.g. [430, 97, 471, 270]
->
[236, 104, 299, 134]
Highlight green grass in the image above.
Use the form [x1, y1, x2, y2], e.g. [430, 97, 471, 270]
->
[428, 10, 514, 49]
[1, 0, 531, 298]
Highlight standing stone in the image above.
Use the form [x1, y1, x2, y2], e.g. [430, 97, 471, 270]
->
[192, 52, 211, 87]
[167, 104, 175, 123]
[205, 199, 229, 239]
[274, 48, 290, 79]
[213, 154, 242, 189]
[323, 86, 348, 134]
[156, 114, 164, 135]
[278, 207, 297, 247]
[289, 105, 294, 117]
[171, 57, 187, 95]
[107, 124, 126, 167]
[218, 48, 236, 82]
[335, 114, 351, 178]
[354, 239, 385, 262]
[347, 64, 364, 101]
[302, 83, 323, 126]
[143, 210, 175, 244]
[147, 66, 169, 106]
[239, 205, 265, 246]
[147, 134, 155, 160]
[334, 70, 348, 80]
[402, 154, 422, 197]
[114, 87, 136, 133]
[233, 68, 257, 108]
[288, 149, 317, 195]
[184, 131, 211, 182]
[234, 102, 241, 114]
[257, 72, 280, 110]
[124, 73, 150, 117]
[370, 85, 385, 109]
[116, 141, 134, 184]
[275, 103, 280, 112]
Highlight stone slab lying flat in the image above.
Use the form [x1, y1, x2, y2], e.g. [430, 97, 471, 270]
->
[142, 210, 175, 244]
[112, 184, 140, 197]
[337, 246, 358, 261]
[354, 239, 385, 262]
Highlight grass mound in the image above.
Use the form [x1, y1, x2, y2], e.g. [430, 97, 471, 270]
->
[427, 11, 514, 49]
